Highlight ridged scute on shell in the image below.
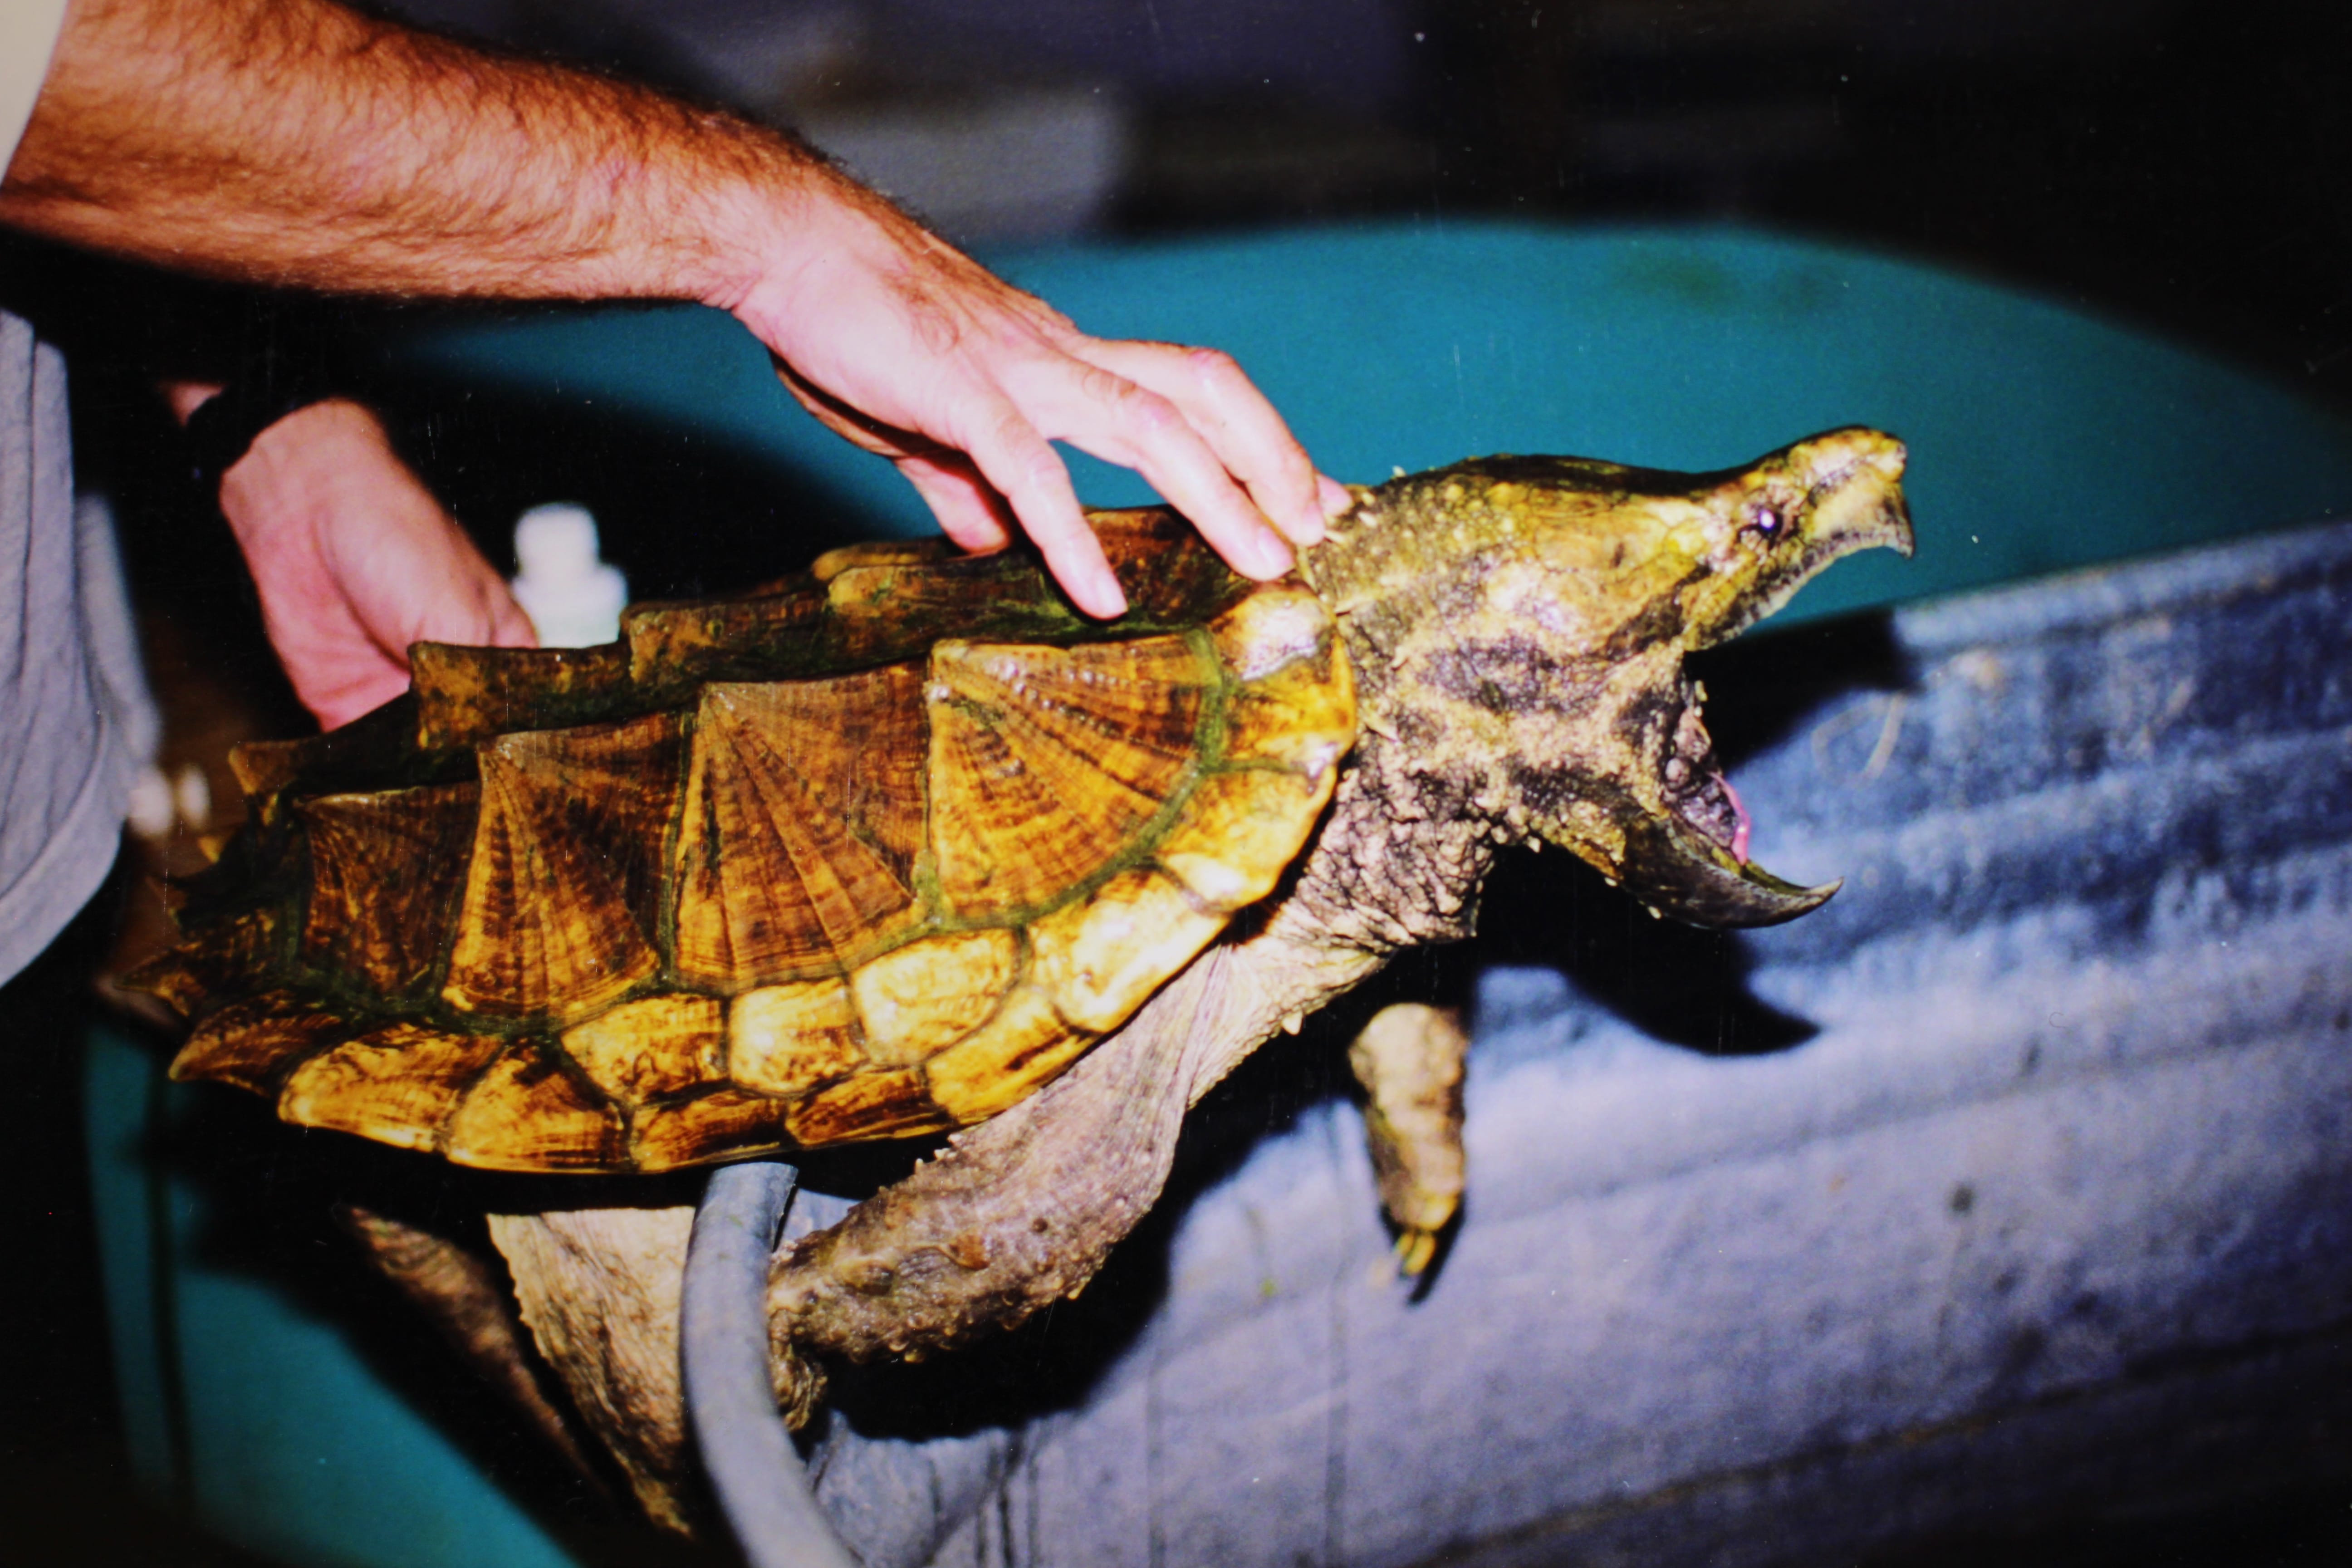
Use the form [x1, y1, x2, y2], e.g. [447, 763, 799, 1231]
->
[279, 1023, 503, 1152]
[149, 528, 1356, 1174]
[441, 712, 685, 1024]
[924, 632, 1212, 914]
[296, 784, 478, 998]
[671, 666, 925, 990]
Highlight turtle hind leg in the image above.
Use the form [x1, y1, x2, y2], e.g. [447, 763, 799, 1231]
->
[1347, 1003, 1469, 1278]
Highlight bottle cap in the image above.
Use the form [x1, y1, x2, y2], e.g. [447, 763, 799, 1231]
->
[511, 503, 627, 647]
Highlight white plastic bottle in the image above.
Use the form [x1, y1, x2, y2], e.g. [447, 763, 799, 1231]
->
[510, 503, 627, 648]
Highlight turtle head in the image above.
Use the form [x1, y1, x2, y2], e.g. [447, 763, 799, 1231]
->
[1302, 427, 1910, 929]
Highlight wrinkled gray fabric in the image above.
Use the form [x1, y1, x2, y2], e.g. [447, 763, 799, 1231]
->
[0, 0, 71, 178]
[0, 309, 155, 981]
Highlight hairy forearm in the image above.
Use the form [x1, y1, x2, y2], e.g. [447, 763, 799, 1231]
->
[4, 0, 1337, 615]
[0, 0, 840, 305]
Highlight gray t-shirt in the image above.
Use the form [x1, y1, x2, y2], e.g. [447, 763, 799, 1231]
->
[0, 1, 71, 176]
[0, 309, 156, 981]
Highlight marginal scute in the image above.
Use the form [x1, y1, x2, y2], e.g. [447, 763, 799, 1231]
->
[171, 990, 349, 1096]
[926, 634, 1210, 915]
[296, 784, 479, 998]
[812, 515, 1247, 632]
[1223, 635, 1358, 776]
[728, 980, 865, 1098]
[1157, 766, 1335, 912]
[628, 1089, 787, 1173]
[278, 1024, 503, 1151]
[671, 669, 924, 990]
[1091, 506, 1253, 619]
[560, 992, 725, 1103]
[441, 713, 682, 1022]
[1029, 868, 1226, 1033]
[1209, 583, 1333, 681]
[227, 737, 312, 812]
[128, 905, 281, 1015]
[119, 949, 208, 1017]
[850, 929, 1020, 1065]
[225, 698, 423, 823]
[823, 552, 1074, 668]
[782, 1068, 949, 1147]
[923, 987, 1093, 1123]
[441, 1048, 625, 1171]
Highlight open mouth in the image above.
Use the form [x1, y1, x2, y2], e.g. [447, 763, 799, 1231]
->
[1615, 681, 1831, 931]
[1662, 699, 1752, 865]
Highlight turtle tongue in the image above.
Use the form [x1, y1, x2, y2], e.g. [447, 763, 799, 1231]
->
[1718, 771, 1752, 866]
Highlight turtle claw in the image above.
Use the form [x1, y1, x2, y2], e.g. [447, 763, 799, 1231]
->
[1394, 1228, 1441, 1279]
[1617, 814, 1842, 930]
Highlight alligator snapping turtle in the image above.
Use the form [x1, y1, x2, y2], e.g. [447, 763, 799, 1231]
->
[140, 427, 1908, 1418]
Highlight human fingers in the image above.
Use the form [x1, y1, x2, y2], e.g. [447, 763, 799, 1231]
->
[772, 353, 925, 461]
[1072, 339, 1333, 547]
[389, 535, 538, 652]
[312, 513, 531, 729]
[740, 200, 1265, 606]
[776, 358, 1024, 557]
[892, 451, 1016, 554]
[298, 441, 528, 654]
[954, 396, 1127, 618]
[1026, 359, 1295, 582]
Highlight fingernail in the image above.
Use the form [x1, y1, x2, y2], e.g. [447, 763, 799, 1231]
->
[1286, 503, 1326, 548]
[1091, 570, 1129, 618]
[1318, 475, 1352, 516]
[1253, 527, 1295, 577]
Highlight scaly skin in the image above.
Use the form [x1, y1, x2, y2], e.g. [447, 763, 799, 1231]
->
[766, 428, 1912, 1378]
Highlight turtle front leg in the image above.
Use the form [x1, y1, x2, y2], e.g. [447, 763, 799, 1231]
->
[1348, 1002, 1469, 1276]
[767, 985, 1194, 1367]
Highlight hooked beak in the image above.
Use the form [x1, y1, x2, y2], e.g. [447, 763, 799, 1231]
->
[1616, 811, 1841, 928]
[1610, 427, 1909, 926]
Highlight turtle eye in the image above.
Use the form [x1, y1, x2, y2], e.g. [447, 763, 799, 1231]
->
[1743, 502, 1783, 540]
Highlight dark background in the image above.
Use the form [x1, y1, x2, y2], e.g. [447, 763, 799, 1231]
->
[6, 1, 2352, 1563]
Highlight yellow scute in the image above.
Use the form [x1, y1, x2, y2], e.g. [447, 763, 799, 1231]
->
[629, 1089, 786, 1172]
[1029, 869, 1225, 1033]
[279, 1024, 502, 1151]
[1157, 765, 1333, 912]
[850, 928, 1019, 1065]
[783, 1068, 949, 1146]
[1221, 636, 1357, 776]
[561, 992, 725, 1102]
[1209, 583, 1332, 680]
[728, 979, 865, 1097]
[925, 987, 1095, 1122]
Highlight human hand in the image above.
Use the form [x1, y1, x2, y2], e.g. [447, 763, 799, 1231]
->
[186, 394, 538, 729]
[12, 0, 1338, 618]
[725, 175, 1350, 618]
